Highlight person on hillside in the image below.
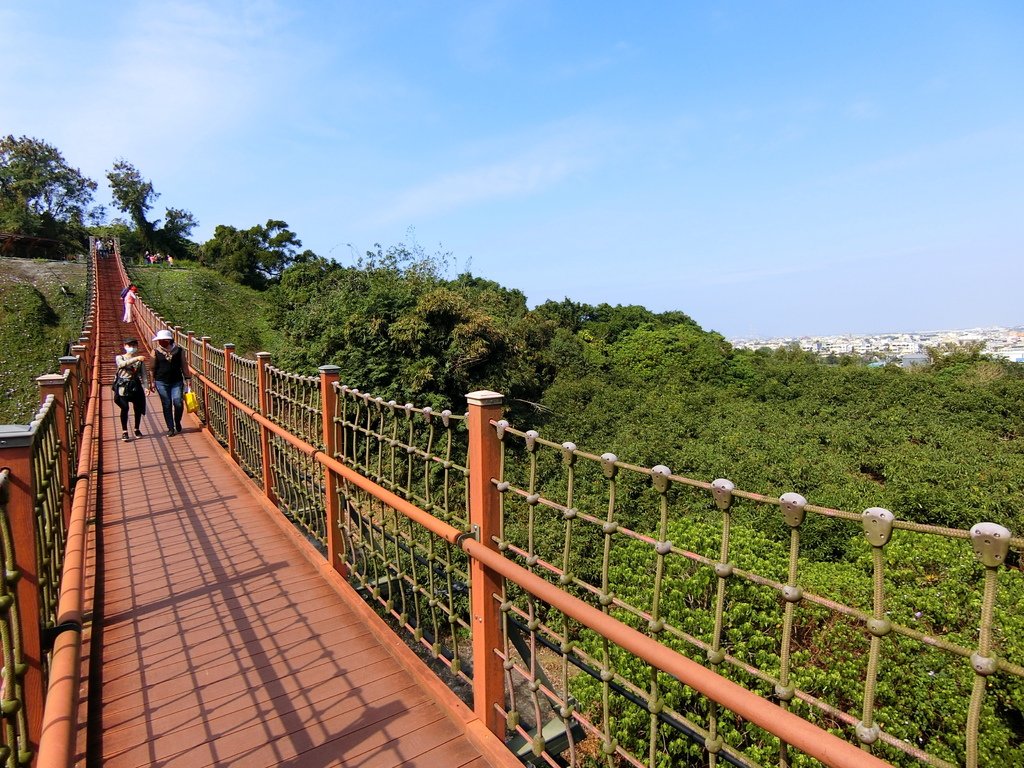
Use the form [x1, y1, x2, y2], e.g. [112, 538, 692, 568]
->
[113, 336, 149, 442]
[122, 285, 138, 323]
[149, 328, 191, 436]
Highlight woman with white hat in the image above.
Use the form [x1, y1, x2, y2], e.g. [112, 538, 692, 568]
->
[149, 329, 192, 436]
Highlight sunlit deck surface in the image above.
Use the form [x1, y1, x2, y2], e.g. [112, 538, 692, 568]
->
[80, 257, 519, 767]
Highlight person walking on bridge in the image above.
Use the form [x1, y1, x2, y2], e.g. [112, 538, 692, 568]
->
[149, 329, 192, 436]
[113, 336, 149, 442]
[122, 284, 138, 323]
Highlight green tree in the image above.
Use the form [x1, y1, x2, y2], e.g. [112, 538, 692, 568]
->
[924, 340, 988, 371]
[159, 206, 198, 258]
[106, 159, 157, 247]
[199, 219, 305, 289]
[272, 241, 555, 410]
[106, 159, 196, 259]
[0, 135, 100, 252]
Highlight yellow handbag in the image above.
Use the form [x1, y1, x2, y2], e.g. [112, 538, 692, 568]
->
[184, 390, 199, 414]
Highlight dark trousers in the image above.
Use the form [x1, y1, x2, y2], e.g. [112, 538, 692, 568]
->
[115, 392, 145, 431]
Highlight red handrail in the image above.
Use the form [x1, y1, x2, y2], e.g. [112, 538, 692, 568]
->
[36, 246, 103, 767]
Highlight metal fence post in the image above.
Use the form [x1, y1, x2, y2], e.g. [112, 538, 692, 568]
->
[200, 337, 211, 431]
[37, 374, 72, 530]
[59, 356, 82, 434]
[224, 343, 237, 464]
[76, 338, 89, 372]
[319, 366, 347, 578]
[466, 390, 506, 741]
[0, 430, 46, 757]
[256, 353, 276, 505]
[71, 344, 88, 393]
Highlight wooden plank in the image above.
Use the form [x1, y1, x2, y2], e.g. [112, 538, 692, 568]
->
[102, 657, 407, 735]
[208, 699, 451, 768]
[103, 675, 428, 766]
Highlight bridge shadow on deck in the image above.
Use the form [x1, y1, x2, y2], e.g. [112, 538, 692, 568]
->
[83, 260, 514, 768]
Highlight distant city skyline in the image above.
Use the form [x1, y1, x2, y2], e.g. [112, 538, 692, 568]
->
[2, 2, 1021, 338]
[731, 323, 1024, 343]
[731, 324, 1024, 364]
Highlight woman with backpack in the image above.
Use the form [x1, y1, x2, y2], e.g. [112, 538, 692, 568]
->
[113, 336, 149, 442]
[122, 285, 138, 323]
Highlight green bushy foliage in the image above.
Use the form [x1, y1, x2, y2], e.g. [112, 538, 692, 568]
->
[127, 262, 286, 357]
[567, 523, 1023, 767]
[0, 259, 87, 423]
[271, 245, 557, 413]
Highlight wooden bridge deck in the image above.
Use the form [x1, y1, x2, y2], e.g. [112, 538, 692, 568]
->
[78, 258, 519, 767]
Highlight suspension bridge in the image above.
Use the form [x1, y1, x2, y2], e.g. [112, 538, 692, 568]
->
[0, 244, 1019, 767]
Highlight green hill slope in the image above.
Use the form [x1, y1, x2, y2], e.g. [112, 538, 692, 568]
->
[0, 257, 88, 424]
[127, 263, 287, 357]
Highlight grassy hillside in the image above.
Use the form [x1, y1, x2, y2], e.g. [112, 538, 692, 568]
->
[0, 257, 88, 424]
[127, 263, 287, 357]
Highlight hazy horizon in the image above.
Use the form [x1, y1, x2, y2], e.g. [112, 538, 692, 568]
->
[727, 322, 1023, 341]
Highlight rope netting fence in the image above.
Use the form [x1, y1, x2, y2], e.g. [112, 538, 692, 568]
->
[122, 260, 1022, 768]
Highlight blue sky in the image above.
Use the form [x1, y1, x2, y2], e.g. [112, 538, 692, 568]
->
[2, 2, 1021, 338]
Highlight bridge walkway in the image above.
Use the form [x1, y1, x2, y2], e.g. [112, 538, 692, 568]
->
[81, 255, 518, 767]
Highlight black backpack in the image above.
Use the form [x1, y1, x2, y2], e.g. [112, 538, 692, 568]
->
[112, 366, 141, 398]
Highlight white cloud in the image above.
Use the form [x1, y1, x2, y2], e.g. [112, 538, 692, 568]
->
[378, 156, 571, 223]
[816, 125, 1023, 188]
[1, 1, 297, 182]
[373, 119, 619, 224]
[450, 0, 518, 70]
[689, 244, 937, 288]
[87, 3, 289, 145]
[845, 99, 880, 120]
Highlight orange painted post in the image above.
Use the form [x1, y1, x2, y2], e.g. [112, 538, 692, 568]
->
[75, 339, 88, 371]
[200, 337, 211, 431]
[319, 365, 347, 577]
[60, 355, 82, 434]
[37, 374, 72, 530]
[185, 331, 196, 424]
[256, 353, 276, 505]
[81, 324, 93, 356]
[224, 343, 237, 464]
[0, 430, 45, 756]
[466, 390, 506, 741]
[71, 344, 89, 390]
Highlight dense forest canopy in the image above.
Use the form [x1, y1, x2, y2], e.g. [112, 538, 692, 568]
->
[0, 135, 102, 254]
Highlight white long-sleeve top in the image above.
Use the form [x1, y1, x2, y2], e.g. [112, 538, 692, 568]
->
[115, 352, 150, 389]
